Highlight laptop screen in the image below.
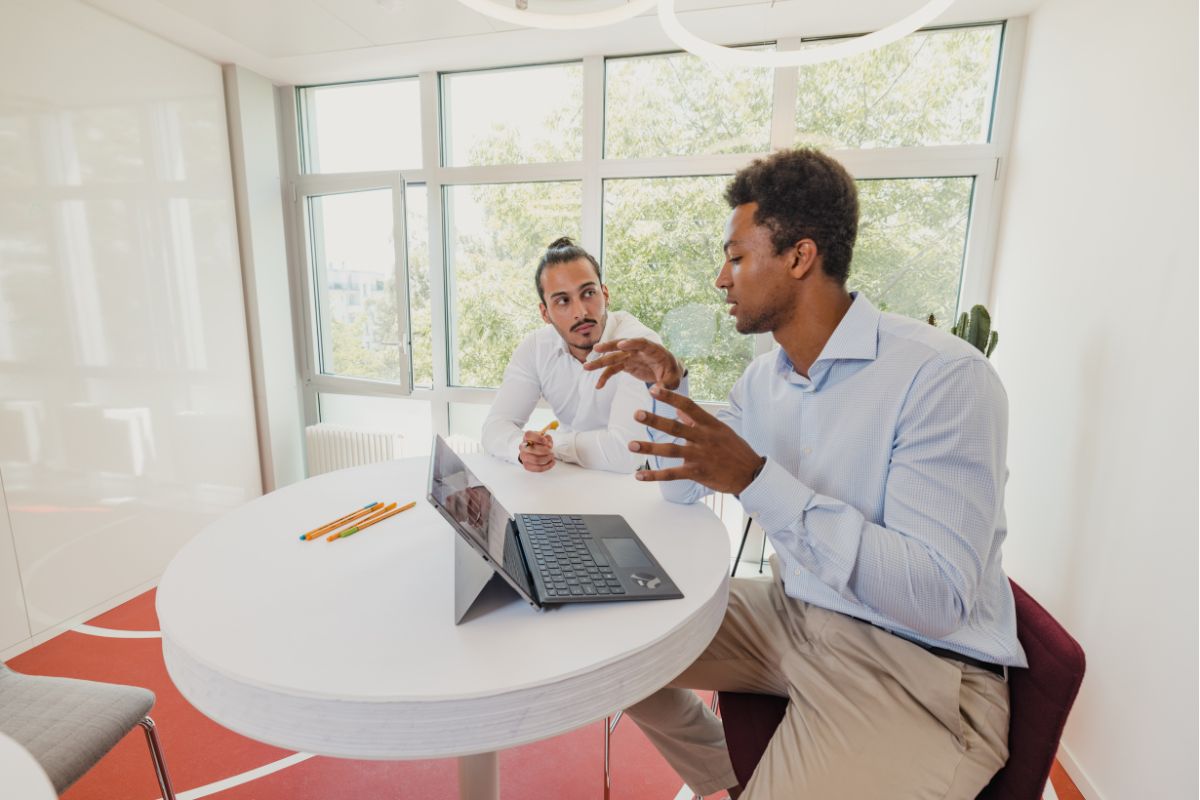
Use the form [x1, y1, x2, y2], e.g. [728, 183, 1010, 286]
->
[427, 436, 533, 597]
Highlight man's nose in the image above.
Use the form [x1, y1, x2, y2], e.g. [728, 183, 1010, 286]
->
[715, 261, 731, 289]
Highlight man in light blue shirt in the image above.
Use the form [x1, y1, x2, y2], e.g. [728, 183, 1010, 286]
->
[587, 149, 1023, 799]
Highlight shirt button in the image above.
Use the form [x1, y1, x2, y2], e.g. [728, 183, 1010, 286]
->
[803, 447, 813, 455]
[794, 568, 802, 577]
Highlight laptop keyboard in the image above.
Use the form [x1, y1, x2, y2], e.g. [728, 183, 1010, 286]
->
[522, 515, 627, 600]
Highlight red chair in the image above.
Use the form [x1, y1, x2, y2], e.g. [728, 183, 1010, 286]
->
[718, 580, 1086, 799]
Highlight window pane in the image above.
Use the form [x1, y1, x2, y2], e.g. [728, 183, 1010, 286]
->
[850, 177, 974, 324]
[302, 79, 422, 173]
[795, 25, 1002, 149]
[445, 181, 582, 387]
[605, 51, 773, 159]
[442, 64, 582, 167]
[405, 184, 432, 387]
[309, 189, 404, 382]
[602, 176, 752, 403]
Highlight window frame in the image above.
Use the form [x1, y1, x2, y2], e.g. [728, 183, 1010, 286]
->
[280, 18, 1027, 435]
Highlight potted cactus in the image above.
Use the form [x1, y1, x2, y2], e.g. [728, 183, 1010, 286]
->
[929, 304, 998, 358]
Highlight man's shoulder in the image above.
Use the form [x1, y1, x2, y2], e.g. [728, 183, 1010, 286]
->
[876, 311, 1003, 395]
[878, 311, 990, 366]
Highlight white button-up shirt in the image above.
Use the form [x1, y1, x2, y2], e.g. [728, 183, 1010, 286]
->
[482, 310, 660, 473]
[651, 294, 1026, 667]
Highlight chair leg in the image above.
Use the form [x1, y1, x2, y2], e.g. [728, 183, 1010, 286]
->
[690, 693, 721, 800]
[758, 521, 768, 574]
[138, 716, 176, 800]
[731, 517, 753, 577]
[604, 712, 622, 800]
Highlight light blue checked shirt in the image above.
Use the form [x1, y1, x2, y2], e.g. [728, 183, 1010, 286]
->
[652, 293, 1027, 667]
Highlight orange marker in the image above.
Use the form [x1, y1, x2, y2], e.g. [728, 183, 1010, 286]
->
[325, 502, 397, 542]
[523, 420, 559, 449]
[328, 501, 416, 541]
[300, 502, 380, 541]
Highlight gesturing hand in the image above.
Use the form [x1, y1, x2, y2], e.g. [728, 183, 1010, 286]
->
[518, 431, 556, 473]
[629, 385, 766, 496]
[583, 338, 685, 390]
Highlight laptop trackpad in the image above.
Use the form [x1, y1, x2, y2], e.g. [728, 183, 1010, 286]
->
[602, 537, 651, 568]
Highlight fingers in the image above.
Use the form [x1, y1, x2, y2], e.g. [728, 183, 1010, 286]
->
[633, 410, 695, 440]
[595, 364, 624, 390]
[582, 351, 630, 373]
[627, 440, 686, 458]
[633, 466, 693, 482]
[649, 384, 711, 422]
[522, 456, 555, 473]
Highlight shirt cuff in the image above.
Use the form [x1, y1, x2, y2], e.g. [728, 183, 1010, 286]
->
[737, 457, 813, 534]
[552, 429, 577, 464]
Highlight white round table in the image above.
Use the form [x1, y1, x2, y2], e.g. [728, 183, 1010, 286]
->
[157, 455, 730, 799]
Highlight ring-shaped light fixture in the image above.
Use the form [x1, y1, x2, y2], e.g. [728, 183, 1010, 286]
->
[656, 0, 958, 68]
[455, 0, 656, 31]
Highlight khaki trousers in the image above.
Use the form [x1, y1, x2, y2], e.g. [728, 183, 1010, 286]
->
[626, 568, 1010, 798]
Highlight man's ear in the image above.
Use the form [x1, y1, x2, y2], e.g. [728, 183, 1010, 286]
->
[539, 303, 550, 324]
[601, 284, 610, 305]
[789, 239, 820, 280]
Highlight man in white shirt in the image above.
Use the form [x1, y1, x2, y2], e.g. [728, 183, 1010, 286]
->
[481, 237, 660, 474]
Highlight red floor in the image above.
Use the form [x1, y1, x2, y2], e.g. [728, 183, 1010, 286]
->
[8, 589, 718, 800]
[9, 589, 1086, 799]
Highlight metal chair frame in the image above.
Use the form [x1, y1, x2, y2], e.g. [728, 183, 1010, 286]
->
[604, 692, 721, 800]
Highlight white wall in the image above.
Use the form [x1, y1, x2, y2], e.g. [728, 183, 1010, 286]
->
[223, 64, 305, 492]
[0, 0, 262, 651]
[990, 0, 1197, 797]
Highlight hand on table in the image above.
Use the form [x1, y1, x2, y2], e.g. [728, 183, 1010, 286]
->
[584, 338, 685, 391]
[629, 384, 765, 496]
[518, 431, 556, 473]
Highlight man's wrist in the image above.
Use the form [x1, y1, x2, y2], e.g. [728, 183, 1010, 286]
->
[734, 456, 768, 498]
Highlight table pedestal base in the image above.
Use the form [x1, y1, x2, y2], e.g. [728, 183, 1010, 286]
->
[457, 751, 499, 800]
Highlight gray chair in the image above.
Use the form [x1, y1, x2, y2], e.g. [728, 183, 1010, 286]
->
[0, 662, 175, 798]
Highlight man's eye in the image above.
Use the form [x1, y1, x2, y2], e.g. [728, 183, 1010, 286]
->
[583, 289, 595, 297]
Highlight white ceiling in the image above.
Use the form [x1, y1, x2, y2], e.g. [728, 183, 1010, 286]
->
[81, 0, 1042, 84]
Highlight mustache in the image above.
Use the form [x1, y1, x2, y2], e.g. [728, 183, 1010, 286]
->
[570, 318, 599, 332]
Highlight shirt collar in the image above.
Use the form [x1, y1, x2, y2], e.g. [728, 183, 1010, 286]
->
[812, 292, 880, 366]
[774, 292, 880, 385]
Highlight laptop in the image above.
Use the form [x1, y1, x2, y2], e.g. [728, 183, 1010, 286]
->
[426, 434, 682, 609]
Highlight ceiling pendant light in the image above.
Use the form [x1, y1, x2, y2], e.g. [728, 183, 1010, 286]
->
[655, 0, 958, 68]
[455, 0, 656, 31]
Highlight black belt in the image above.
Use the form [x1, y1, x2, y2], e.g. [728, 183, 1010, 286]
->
[864, 619, 1006, 678]
[921, 643, 1006, 678]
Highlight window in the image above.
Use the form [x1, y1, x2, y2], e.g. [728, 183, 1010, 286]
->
[290, 21, 1016, 448]
[795, 25, 1003, 149]
[441, 64, 583, 166]
[305, 187, 406, 384]
[444, 181, 583, 388]
[602, 175, 752, 402]
[605, 49, 773, 159]
[300, 79, 421, 173]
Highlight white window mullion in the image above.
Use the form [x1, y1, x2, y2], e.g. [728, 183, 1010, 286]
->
[420, 70, 451, 437]
[581, 55, 604, 259]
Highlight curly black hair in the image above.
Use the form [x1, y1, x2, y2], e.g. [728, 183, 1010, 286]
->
[534, 236, 602, 303]
[724, 149, 859, 284]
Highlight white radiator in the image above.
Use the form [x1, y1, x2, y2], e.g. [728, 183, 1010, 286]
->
[444, 434, 481, 455]
[304, 423, 405, 476]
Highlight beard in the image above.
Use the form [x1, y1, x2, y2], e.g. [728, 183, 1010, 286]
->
[733, 301, 789, 335]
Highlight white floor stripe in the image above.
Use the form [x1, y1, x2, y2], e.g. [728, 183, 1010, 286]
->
[155, 752, 316, 800]
[1043, 777, 1060, 800]
[73, 624, 162, 639]
[673, 784, 696, 800]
